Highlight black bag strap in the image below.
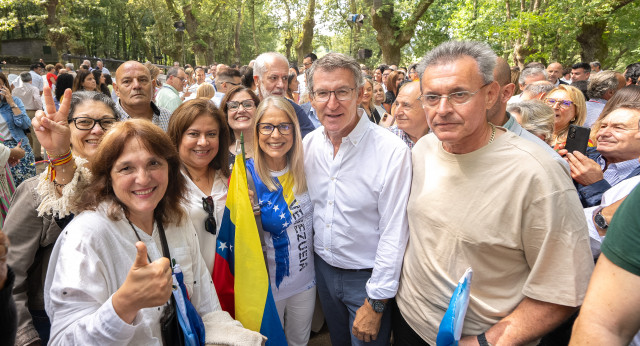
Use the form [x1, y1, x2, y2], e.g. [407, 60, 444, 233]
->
[156, 217, 172, 265]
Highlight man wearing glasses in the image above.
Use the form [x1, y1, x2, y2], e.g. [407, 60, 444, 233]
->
[303, 52, 411, 345]
[155, 67, 187, 113]
[394, 41, 593, 345]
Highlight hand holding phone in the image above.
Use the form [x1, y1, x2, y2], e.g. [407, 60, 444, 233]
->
[564, 125, 590, 156]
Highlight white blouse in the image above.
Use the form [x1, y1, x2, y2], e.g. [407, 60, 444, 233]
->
[183, 169, 228, 274]
[44, 204, 221, 345]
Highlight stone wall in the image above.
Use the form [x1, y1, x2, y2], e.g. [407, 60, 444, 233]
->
[0, 39, 58, 62]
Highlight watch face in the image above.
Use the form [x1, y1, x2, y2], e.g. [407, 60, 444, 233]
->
[595, 213, 608, 229]
[371, 300, 385, 313]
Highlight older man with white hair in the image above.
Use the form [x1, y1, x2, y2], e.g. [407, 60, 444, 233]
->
[253, 52, 315, 137]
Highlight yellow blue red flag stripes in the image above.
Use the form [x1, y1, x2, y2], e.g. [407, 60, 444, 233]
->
[212, 154, 287, 345]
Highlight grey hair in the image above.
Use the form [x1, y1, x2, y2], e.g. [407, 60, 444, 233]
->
[166, 67, 182, 78]
[587, 70, 619, 100]
[20, 72, 32, 83]
[518, 67, 547, 85]
[65, 63, 74, 70]
[507, 100, 554, 145]
[416, 41, 497, 84]
[306, 52, 364, 94]
[254, 52, 288, 79]
[523, 81, 554, 97]
[68, 91, 119, 122]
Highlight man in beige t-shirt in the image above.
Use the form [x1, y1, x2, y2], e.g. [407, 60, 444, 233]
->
[394, 41, 594, 346]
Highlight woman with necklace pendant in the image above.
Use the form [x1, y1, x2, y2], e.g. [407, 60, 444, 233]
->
[247, 96, 315, 346]
[167, 99, 230, 274]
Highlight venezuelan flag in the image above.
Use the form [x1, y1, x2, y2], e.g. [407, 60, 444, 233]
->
[212, 153, 287, 345]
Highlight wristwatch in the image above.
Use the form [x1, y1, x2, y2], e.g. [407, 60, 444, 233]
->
[367, 297, 386, 313]
[594, 209, 609, 230]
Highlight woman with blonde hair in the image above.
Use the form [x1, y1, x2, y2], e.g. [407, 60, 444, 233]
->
[196, 83, 215, 100]
[247, 96, 314, 346]
[360, 78, 381, 124]
[543, 84, 587, 149]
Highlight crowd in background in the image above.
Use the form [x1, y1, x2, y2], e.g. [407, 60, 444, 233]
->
[0, 43, 640, 346]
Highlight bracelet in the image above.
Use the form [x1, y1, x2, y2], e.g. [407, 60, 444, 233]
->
[48, 149, 72, 158]
[46, 149, 73, 181]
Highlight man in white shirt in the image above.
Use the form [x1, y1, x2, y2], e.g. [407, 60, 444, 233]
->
[95, 60, 110, 75]
[303, 52, 411, 345]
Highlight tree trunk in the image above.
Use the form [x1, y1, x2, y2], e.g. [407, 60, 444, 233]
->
[164, 0, 185, 64]
[234, 1, 243, 65]
[250, 0, 259, 57]
[576, 21, 607, 63]
[182, 3, 206, 66]
[575, 0, 634, 63]
[295, 0, 315, 64]
[43, 0, 66, 60]
[283, 0, 293, 61]
[368, 0, 435, 65]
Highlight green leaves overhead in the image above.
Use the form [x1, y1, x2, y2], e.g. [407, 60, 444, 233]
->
[0, 0, 637, 68]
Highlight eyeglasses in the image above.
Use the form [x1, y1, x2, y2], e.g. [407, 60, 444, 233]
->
[420, 83, 489, 108]
[257, 122, 294, 136]
[303, 62, 313, 67]
[544, 98, 574, 109]
[202, 196, 217, 235]
[69, 117, 117, 131]
[225, 81, 240, 86]
[227, 100, 255, 111]
[310, 87, 356, 102]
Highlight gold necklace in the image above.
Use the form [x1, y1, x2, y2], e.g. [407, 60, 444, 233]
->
[488, 123, 496, 144]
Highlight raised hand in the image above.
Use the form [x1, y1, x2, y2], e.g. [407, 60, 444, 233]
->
[112, 241, 173, 324]
[32, 84, 72, 156]
[8, 141, 25, 166]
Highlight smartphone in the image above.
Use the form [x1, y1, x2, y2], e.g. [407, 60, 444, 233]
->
[565, 125, 590, 155]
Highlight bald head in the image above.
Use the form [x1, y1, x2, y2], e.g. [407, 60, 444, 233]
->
[494, 57, 511, 86]
[546, 62, 564, 84]
[488, 57, 517, 125]
[114, 61, 153, 115]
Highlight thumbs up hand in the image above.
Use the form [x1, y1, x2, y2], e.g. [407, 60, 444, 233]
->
[112, 241, 173, 324]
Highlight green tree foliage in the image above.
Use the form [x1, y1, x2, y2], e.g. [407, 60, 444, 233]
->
[0, 0, 638, 69]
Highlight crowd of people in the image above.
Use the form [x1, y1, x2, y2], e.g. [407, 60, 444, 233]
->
[0, 41, 639, 346]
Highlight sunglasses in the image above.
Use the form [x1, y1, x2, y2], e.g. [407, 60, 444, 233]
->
[202, 196, 217, 235]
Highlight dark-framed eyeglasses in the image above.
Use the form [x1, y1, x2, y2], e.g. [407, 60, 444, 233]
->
[257, 122, 294, 136]
[544, 98, 574, 109]
[310, 87, 356, 102]
[419, 83, 490, 108]
[69, 117, 118, 131]
[227, 100, 255, 111]
[202, 196, 217, 235]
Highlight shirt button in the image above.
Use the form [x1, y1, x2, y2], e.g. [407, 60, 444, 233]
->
[328, 201, 333, 205]
[326, 224, 330, 228]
